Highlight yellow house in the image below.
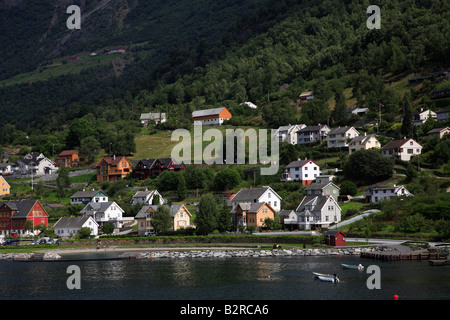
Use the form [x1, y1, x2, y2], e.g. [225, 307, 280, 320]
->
[348, 133, 380, 155]
[135, 204, 192, 235]
[0, 176, 10, 196]
[231, 202, 276, 229]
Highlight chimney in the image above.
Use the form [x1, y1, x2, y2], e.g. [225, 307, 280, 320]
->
[113, 155, 116, 160]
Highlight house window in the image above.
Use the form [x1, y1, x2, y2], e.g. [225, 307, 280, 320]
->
[274, 201, 277, 207]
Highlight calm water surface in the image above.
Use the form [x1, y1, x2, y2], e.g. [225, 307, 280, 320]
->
[1, 251, 449, 300]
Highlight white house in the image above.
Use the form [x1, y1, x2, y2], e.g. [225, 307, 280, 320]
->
[297, 125, 330, 144]
[0, 163, 13, 175]
[53, 217, 99, 238]
[276, 124, 306, 144]
[79, 201, 133, 230]
[299, 91, 315, 101]
[70, 190, 109, 205]
[412, 109, 437, 126]
[192, 107, 232, 126]
[365, 185, 413, 203]
[327, 126, 360, 148]
[285, 195, 341, 230]
[130, 189, 166, 206]
[281, 159, 321, 185]
[348, 133, 381, 155]
[140, 113, 167, 126]
[381, 138, 423, 161]
[12, 153, 58, 176]
[230, 186, 282, 213]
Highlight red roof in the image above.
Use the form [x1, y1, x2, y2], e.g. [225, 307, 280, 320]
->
[96, 156, 128, 167]
[58, 150, 78, 156]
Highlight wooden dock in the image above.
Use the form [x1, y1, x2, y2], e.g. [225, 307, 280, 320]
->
[360, 252, 448, 262]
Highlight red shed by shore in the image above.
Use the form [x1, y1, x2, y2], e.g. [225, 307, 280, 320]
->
[325, 230, 346, 246]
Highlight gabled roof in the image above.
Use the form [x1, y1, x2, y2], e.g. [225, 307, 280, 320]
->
[192, 107, 227, 118]
[140, 113, 166, 121]
[428, 127, 450, 134]
[58, 150, 78, 157]
[297, 125, 329, 133]
[328, 126, 359, 135]
[95, 156, 128, 168]
[54, 217, 98, 229]
[80, 202, 122, 214]
[1, 200, 42, 219]
[231, 186, 281, 203]
[349, 134, 378, 144]
[70, 190, 108, 199]
[295, 195, 337, 213]
[133, 190, 158, 198]
[305, 182, 340, 191]
[285, 159, 320, 169]
[135, 204, 190, 218]
[381, 138, 422, 150]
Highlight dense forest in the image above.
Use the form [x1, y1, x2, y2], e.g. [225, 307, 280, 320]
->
[0, 0, 449, 154]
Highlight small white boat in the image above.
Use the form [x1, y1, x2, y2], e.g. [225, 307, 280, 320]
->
[341, 263, 364, 270]
[318, 275, 340, 283]
[313, 272, 333, 278]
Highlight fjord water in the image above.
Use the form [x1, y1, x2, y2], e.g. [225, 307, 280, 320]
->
[1, 252, 449, 300]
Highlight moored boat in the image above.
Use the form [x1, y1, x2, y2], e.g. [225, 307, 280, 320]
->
[313, 272, 333, 278]
[318, 275, 340, 283]
[341, 263, 364, 270]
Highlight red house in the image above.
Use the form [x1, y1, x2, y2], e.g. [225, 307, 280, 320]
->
[0, 200, 48, 237]
[325, 230, 346, 246]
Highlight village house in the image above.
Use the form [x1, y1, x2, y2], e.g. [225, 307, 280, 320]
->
[283, 195, 341, 230]
[348, 133, 380, 155]
[276, 124, 306, 144]
[231, 186, 282, 213]
[140, 112, 167, 126]
[299, 91, 315, 101]
[230, 201, 276, 230]
[192, 107, 232, 126]
[0, 200, 48, 237]
[132, 158, 185, 180]
[381, 138, 423, 161]
[95, 155, 132, 182]
[325, 230, 346, 246]
[135, 204, 192, 234]
[427, 127, 450, 139]
[296, 125, 330, 144]
[348, 107, 369, 117]
[281, 159, 321, 185]
[327, 126, 360, 148]
[69, 189, 109, 205]
[53, 217, 99, 238]
[56, 150, 84, 168]
[0, 176, 11, 196]
[130, 189, 166, 206]
[304, 182, 340, 202]
[11, 153, 58, 176]
[0, 163, 13, 176]
[409, 109, 437, 126]
[436, 108, 450, 122]
[79, 201, 133, 231]
[315, 174, 336, 184]
[365, 184, 413, 203]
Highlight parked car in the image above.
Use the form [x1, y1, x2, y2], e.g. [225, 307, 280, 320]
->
[143, 231, 156, 236]
[2, 239, 19, 246]
[39, 239, 47, 245]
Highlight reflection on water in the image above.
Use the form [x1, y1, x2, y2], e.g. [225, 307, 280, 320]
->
[0, 253, 449, 300]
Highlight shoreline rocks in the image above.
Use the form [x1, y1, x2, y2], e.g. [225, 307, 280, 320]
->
[120, 247, 377, 260]
[0, 252, 62, 261]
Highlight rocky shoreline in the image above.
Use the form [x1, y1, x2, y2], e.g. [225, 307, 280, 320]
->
[0, 246, 389, 261]
[120, 247, 381, 259]
[0, 252, 62, 261]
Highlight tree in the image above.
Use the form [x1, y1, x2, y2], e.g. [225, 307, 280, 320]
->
[65, 117, 96, 149]
[76, 227, 92, 239]
[102, 222, 115, 235]
[401, 92, 413, 138]
[195, 193, 218, 235]
[79, 136, 101, 164]
[343, 149, 394, 185]
[340, 180, 358, 196]
[332, 88, 348, 125]
[151, 205, 172, 234]
[217, 201, 233, 233]
[56, 166, 71, 198]
[177, 174, 187, 201]
[213, 167, 241, 191]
